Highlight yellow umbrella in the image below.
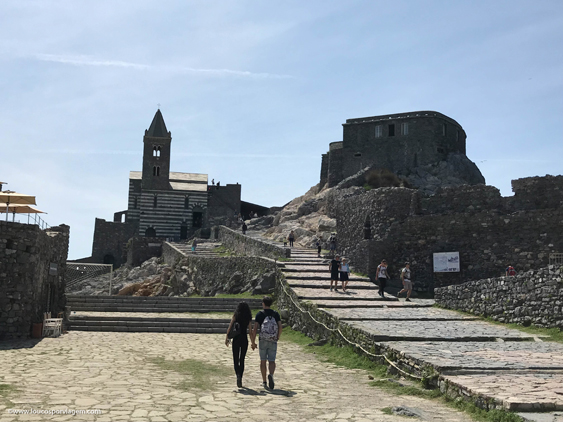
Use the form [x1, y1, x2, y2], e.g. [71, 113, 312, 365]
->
[0, 191, 37, 221]
[0, 204, 46, 223]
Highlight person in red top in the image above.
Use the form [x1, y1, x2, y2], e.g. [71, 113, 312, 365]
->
[505, 265, 516, 276]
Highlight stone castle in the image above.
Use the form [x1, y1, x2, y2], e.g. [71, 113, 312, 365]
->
[320, 111, 485, 192]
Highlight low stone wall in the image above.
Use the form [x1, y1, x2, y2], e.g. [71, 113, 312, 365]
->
[162, 242, 278, 296]
[216, 226, 290, 260]
[0, 222, 70, 339]
[435, 266, 563, 328]
[127, 237, 162, 267]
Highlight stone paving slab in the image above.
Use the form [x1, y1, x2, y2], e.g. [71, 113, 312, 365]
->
[287, 280, 376, 290]
[0, 332, 474, 422]
[314, 299, 434, 308]
[73, 311, 236, 319]
[293, 287, 395, 300]
[381, 341, 563, 370]
[349, 320, 537, 342]
[284, 272, 370, 281]
[326, 307, 479, 320]
[442, 372, 563, 411]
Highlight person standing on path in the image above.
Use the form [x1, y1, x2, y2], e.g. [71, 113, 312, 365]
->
[330, 255, 341, 292]
[251, 296, 282, 390]
[329, 234, 337, 255]
[191, 238, 197, 253]
[316, 238, 322, 258]
[225, 302, 253, 388]
[340, 258, 351, 292]
[397, 263, 412, 302]
[288, 230, 295, 247]
[242, 222, 248, 235]
[505, 265, 516, 276]
[375, 259, 389, 298]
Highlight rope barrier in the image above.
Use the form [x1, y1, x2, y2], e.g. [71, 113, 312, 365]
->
[278, 274, 423, 380]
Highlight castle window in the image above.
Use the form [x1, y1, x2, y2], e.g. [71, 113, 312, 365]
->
[442, 124, 447, 136]
[153, 166, 160, 176]
[153, 146, 161, 157]
[401, 123, 409, 135]
[375, 125, 382, 138]
[388, 124, 395, 137]
[184, 196, 190, 209]
[354, 152, 362, 157]
[153, 195, 158, 208]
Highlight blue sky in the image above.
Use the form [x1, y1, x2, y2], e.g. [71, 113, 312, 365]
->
[1, 1, 562, 259]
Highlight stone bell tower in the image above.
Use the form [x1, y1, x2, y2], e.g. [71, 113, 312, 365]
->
[141, 109, 172, 190]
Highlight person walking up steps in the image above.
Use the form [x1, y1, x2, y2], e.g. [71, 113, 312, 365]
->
[330, 255, 341, 292]
[225, 302, 253, 388]
[397, 262, 412, 302]
[251, 296, 282, 390]
[191, 238, 197, 254]
[288, 230, 295, 247]
[340, 258, 351, 292]
[376, 259, 389, 298]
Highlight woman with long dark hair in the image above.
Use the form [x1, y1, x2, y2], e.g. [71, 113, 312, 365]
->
[225, 301, 253, 388]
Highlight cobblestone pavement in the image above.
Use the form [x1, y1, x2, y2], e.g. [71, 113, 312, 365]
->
[279, 246, 563, 417]
[0, 332, 474, 422]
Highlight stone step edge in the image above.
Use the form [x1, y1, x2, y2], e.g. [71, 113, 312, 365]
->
[70, 327, 226, 333]
[70, 316, 231, 322]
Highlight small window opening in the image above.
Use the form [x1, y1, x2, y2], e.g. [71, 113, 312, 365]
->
[442, 124, 447, 136]
[401, 123, 409, 135]
[388, 124, 395, 137]
[354, 152, 362, 157]
[153, 195, 158, 208]
[375, 125, 382, 138]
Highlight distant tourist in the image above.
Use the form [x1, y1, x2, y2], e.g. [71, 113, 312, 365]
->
[397, 262, 412, 302]
[251, 296, 282, 390]
[506, 265, 516, 276]
[329, 234, 337, 255]
[242, 222, 248, 235]
[288, 230, 295, 248]
[340, 258, 351, 292]
[191, 239, 197, 253]
[376, 259, 388, 298]
[316, 238, 322, 258]
[217, 181, 221, 187]
[212, 178, 215, 185]
[226, 302, 253, 388]
[329, 255, 341, 292]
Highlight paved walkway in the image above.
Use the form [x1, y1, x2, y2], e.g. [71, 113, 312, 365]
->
[0, 332, 474, 422]
[278, 245, 563, 419]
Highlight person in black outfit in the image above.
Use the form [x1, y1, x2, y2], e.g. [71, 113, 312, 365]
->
[242, 222, 248, 235]
[225, 302, 253, 388]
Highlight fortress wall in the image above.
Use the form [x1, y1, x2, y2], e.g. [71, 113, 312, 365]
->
[509, 175, 563, 211]
[435, 266, 563, 329]
[328, 176, 563, 291]
[216, 225, 290, 260]
[0, 222, 69, 339]
[92, 218, 137, 268]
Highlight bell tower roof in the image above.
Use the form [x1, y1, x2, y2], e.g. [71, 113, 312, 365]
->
[146, 109, 170, 138]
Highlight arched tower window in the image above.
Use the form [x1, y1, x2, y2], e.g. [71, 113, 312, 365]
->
[153, 166, 160, 176]
[152, 146, 161, 157]
[157, 146, 161, 157]
[153, 195, 158, 208]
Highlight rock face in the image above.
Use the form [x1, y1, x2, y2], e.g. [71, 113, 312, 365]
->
[435, 266, 563, 329]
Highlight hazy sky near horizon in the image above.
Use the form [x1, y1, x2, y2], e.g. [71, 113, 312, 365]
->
[1, 1, 562, 259]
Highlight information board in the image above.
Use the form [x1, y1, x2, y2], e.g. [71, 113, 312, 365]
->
[433, 252, 460, 273]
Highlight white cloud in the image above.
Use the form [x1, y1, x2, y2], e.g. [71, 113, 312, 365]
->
[33, 53, 293, 79]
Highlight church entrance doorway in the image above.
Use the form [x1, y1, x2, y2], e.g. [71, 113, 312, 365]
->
[103, 254, 115, 266]
[180, 222, 188, 240]
[145, 227, 156, 237]
[192, 212, 203, 228]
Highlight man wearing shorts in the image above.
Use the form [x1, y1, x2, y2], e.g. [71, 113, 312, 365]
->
[251, 296, 282, 390]
[397, 262, 412, 302]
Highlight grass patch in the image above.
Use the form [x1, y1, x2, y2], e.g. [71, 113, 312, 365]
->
[351, 271, 369, 278]
[213, 245, 236, 257]
[381, 407, 393, 415]
[277, 257, 293, 262]
[0, 383, 17, 408]
[149, 357, 231, 391]
[445, 397, 523, 422]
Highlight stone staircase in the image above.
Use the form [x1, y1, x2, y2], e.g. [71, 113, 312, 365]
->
[67, 295, 262, 333]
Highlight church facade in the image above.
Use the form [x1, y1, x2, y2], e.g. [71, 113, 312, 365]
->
[85, 110, 244, 267]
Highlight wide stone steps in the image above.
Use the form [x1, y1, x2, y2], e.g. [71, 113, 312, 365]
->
[69, 316, 231, 333]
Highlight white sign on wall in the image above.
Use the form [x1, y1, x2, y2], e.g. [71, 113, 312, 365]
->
[433, 252, 460, 273]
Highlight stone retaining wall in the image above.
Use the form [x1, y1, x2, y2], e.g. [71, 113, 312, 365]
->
[435, 265, 563, 328]
[215, 226, 290, 260]
[162, 242, 278, 296]
[0, 222, 70, 339]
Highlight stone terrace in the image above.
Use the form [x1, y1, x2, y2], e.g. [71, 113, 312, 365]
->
[274, 242, 563, 419]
